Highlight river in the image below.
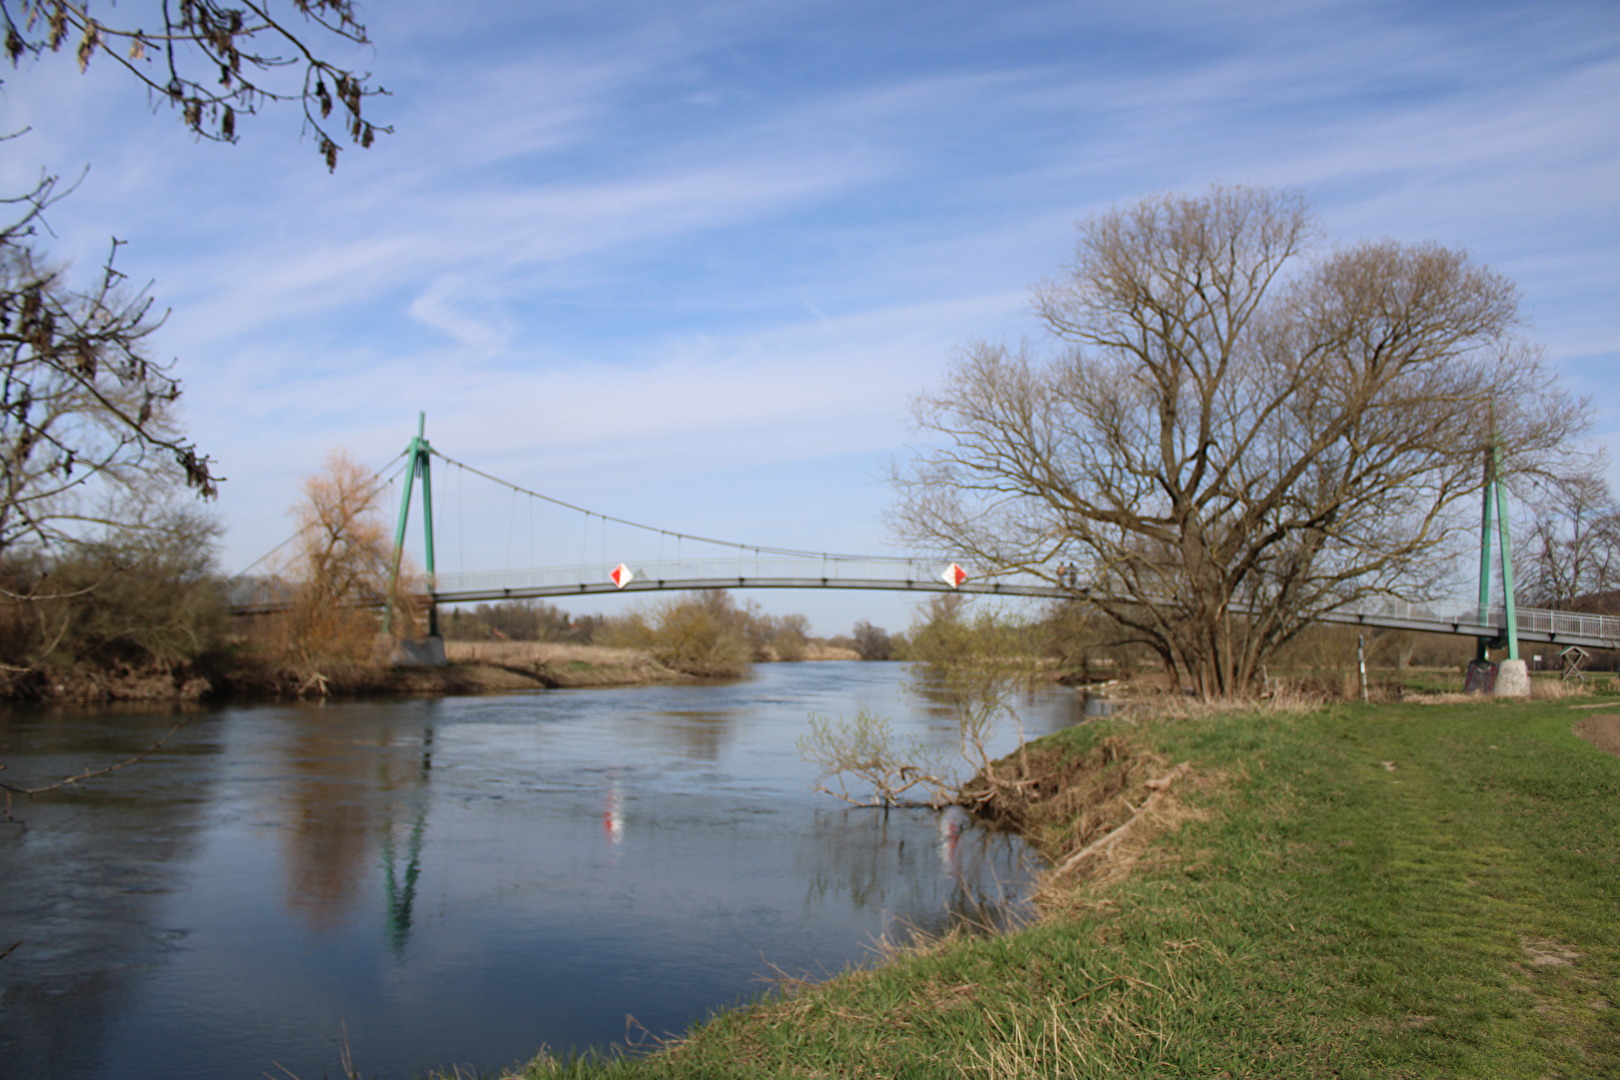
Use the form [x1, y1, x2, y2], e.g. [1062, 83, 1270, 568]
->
[0, 661, 1079, 1080]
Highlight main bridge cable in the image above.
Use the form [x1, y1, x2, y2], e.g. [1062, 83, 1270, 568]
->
[426, 447, 913, 566]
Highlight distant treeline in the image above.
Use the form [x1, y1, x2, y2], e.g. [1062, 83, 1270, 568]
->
[444, 593, 846, 674]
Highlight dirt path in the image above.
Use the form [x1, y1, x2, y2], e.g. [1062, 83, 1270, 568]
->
[1572, 713, 1620, 758]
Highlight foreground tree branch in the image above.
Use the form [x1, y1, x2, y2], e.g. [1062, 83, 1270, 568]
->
[0, 717, 188, 822]
[798, 708, 957, 808]
[798, 603, 1047, 810]
[2, 0, 388, 169]
[0, 197, 220, 559]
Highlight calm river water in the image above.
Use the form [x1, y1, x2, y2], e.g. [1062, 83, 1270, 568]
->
[0, 661, 1079, 1080]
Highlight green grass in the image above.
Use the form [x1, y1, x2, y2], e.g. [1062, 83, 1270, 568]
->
[488, 699, 1620, 1079]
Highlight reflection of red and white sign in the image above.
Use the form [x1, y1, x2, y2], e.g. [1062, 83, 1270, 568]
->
[603, 778, 624, 846]
[610, 563, 634, 589]
[941, 563, 968, 588]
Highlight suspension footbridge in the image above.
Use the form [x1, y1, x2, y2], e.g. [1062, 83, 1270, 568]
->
[228, 422, 1620, 654]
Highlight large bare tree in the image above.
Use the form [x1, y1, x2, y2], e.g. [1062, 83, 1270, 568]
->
[895, 186, 1585, 699]
[1518, 472, 1619, 612]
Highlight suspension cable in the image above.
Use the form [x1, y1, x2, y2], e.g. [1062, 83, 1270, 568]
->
[427, 447, 911, 563]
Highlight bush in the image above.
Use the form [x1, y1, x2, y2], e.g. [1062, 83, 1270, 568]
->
[600, 591, 753, 677]
[0, 503, 229, 699]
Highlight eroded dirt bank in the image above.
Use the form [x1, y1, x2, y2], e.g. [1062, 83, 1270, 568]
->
[1573, 712, 1620, 758]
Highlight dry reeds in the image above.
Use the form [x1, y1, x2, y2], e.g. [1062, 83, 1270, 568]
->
[444, 640, 648, 668]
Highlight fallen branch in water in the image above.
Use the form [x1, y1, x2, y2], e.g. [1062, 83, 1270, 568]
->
[297, 672, 331, 699]
[1052, 761, 1191, 877]
[1, 720, 191, 824]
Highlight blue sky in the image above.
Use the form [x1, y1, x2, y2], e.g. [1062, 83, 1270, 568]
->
[2, 0, 1616, 635]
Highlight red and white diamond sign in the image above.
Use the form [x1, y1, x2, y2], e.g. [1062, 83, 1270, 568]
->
[610, 563, 634, 589]
[941, 563, 968, 589]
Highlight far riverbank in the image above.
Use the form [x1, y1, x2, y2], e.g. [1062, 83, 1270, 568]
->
[0, 640, 864, 705]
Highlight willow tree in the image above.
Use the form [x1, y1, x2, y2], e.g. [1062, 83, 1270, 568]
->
[280, 450, 414, 667]
[895, 186, 1584, 699]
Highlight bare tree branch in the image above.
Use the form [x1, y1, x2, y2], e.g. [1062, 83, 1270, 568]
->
[1, 717, 189, 822]
[2, 0, 388, 169]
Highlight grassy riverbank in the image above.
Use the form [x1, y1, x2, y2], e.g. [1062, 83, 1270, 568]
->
[495, 693, 1620, 1079]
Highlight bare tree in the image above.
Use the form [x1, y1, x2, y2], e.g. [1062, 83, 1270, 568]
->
[0, 0, 389, 611]
[801, 602, 1042, 809]
[907, 603, 1041, 789]
[0, 199, 217, 562]
[895, 186, 1585, 699]
[0, 174, 224, 686]
[1518, 472, 1620, 612]
[852, 619, 893, 661]
[798, 708, 955, 808]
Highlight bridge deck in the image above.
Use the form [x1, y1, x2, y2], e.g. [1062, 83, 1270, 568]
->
[229, 559, 1620, 651]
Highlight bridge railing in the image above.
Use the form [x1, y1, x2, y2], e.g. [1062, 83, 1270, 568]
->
[225, 577, 297, 612]
[1511, 606, 1620, 643]
[232, 560, 1620, 649]
[430, 557, 957, 595]
[1325, 594, 1620, 645]
[432, 562, 1620, 648]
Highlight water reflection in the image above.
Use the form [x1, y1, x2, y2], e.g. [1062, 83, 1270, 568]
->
[634, 706, 740, 762]
[0, 710, 223, 1080]
[603, 773, 625, 846]
[268, 708, 438, 934]
[383, 728, 433, 956]
[0, 664, 1076, 1080]
[796, 804, 1036, 943]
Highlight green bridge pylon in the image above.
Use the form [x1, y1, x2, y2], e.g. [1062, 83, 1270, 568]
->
[386, 413, 438, 639]
[1475, 437, 1519, 663]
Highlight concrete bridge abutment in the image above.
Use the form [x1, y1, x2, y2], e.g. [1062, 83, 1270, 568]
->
[1493, 658, 1530, 697]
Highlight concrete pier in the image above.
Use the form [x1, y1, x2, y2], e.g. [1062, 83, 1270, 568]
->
[1494, 658, 1530, 697]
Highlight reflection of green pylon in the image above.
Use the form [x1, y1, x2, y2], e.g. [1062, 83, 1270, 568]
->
[386, 413, 438, 637]
[383, 807, 428, 957]
[1476, 439, 1519, 662]
[382, 726, 434, 958]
